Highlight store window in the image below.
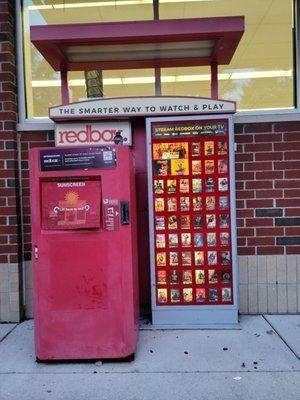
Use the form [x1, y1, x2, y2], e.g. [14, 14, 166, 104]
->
[22, 0, 295, 118]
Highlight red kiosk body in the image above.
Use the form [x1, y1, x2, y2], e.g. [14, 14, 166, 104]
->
[29, 145, 139, 361]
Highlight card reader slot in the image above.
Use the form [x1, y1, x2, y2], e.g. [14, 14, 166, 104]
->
[120, 201, 130, 225]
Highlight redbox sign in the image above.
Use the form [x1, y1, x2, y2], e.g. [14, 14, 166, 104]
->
[41, 180, 101, 230]
[55, 121, 132, 147]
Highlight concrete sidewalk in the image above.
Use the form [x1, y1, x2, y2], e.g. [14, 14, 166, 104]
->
[0, 315, 299, 400]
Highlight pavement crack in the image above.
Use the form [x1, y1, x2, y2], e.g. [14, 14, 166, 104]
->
[0, 370, 300, 375]
[0, 324, 18, 344]
[263, 315, 300, 362]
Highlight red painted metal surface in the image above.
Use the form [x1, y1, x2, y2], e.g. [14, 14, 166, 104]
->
[61, 69, 69, 105]
[30, 146, 139, 360]
[132, 119, 151, 306]
[30, 17, 244, 71]
[210, 63, 218, 100]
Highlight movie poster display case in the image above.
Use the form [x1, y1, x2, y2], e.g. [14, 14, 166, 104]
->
[146, 115, 238, 328]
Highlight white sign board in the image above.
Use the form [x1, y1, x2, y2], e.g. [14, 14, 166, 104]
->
[55, 121, 132, 147]
[49, 97, 236, 120]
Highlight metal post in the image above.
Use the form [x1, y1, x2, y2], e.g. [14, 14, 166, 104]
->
[210, 62, 218, 99]
[155, 67, 162, 96]
[153, 0, 162, 96]
[61, 69, 69, 105]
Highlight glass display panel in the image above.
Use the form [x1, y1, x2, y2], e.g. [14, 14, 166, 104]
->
[151, 118, 233, 306]
[161, 0, 294, 111]
[22, 1, 294, 118]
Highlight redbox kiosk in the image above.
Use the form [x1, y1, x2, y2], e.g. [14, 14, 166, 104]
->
[147, 115, 238, 328]
[29, 145, 139, 360]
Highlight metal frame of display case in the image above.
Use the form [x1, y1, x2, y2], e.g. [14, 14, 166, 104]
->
[146, 113, 239, 329]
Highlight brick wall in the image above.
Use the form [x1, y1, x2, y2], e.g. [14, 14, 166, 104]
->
[20, 132, 55, 261]
[235, 122, 300, 257]
[0, 0, 22, 321]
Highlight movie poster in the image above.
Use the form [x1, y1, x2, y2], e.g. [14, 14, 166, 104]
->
[152, 127, 233, 307]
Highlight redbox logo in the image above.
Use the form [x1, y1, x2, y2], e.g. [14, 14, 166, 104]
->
[58, 124, 123, 144]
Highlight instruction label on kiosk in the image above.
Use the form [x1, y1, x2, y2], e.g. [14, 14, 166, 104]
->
[40, 146, 116, 171]
[41, 180, 101, 230]
[103, 199, 120, 231]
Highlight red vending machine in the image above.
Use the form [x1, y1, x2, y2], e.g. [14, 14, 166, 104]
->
[146, 115, 238, 328]
[29, 145, 139, 360]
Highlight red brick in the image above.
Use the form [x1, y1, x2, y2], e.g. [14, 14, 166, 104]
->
[0, 225, 17, 234]
[0, 132, 15, 140]
[244, 143, 273, 152]
[235, 172, 255, 181]
[285, 227, 300, 235]
[9, 235, 18, 244]
[285, 170, 300, 179]
[7, 197, 16, 206]
[246, 199, 273, 208]
[257, 246, 284, 255]
[244, 123, 273, 133]
[256, 189, 282, 199]
[286, 246, 300, 254]
[237, 238, 246, 246]
[23, 132, 49, 141]
[285, 208, 300, 216]
[274, 142, 300, 151]
[237, 219, 244, 227]
[254, 133, 282, 142]
[283, 132, 300, 141]
[0, 255, 8, 263]
[256, 227, 284, 236]
[235, 153, 253, 162]
[3, 101, 17, 112]
[237, 228, 254, 237]
[276, 198, 300, 207]
[255, 152, 283, 161]
[284, 189, 300, 198]
[0, 236, 8, 244]
[245, 162, 273, 171]
[246, 181, 273, 189]
[236, 209, 254, 218]
[236, 200, 245, 209]
[235, 182, 244, 190]
[235, 163, 244, 171]
[256, 171, 283, 180]
[29, 142, 52, 149]
[275, 122, 300, 132]
[284, 151, 300, 160]
[248, 237, 275, 246]
[274, 161, 300, 170]
[0, 169, 14, 178]
[275, 180, 300, 189]
[236, 190, 255, 199]
[0, 188, 17, 196]
[9, 255, 18, 263]
[235, 134, 254, 144]
[0, 150, 15, 158]
[0, 206, 16, 216]
[237, 247, 256, 255]
[246, 218, 273, 227]
[0, 244, 18, 253]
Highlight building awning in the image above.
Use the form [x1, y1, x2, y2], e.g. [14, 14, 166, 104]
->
[30, 17, 244, 71]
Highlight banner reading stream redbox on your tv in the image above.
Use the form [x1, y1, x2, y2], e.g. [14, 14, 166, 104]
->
[55, 121, 132, 147]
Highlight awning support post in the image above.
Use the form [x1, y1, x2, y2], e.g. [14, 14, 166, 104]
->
[61, 69, 70, 105]
[210, 62, 218, 99]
